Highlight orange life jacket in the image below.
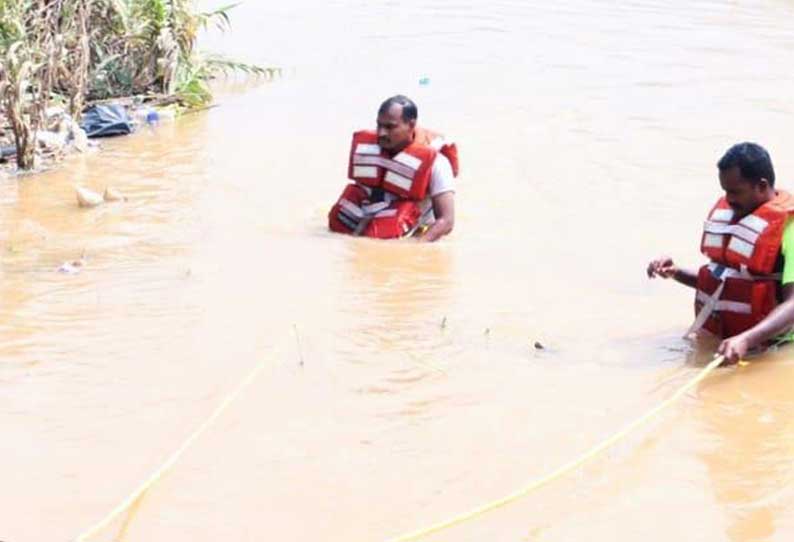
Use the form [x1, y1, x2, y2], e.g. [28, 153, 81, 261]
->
[692, 190, 794, 338]
[414, 127, 459, 177]
[329, 127, 459, 239]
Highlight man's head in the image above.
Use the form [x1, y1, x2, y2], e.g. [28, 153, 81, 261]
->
[717, 142, 776, 218]
[376, 95, 417, 153]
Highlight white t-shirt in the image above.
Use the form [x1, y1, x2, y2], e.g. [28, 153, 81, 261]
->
[419, 154, 455, 223]
[429, 154, 455, 197]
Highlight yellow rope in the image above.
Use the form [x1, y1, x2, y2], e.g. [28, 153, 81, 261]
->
[74, 350, 726, 542]
[74, 358, 269, 542]
[384, 354, 726, 542]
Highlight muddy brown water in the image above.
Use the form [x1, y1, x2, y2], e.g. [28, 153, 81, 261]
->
[4, 1, 794, 541]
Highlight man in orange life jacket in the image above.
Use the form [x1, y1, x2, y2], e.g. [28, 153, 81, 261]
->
[328, 95, 458, 242]
[647, 142, 794, 364]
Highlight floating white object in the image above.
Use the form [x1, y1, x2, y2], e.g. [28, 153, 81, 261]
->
[75, 185, 103, 207]
[72, 127, 89, 153]
[103, 187, 125, 202]
[57, 260, 84, 274]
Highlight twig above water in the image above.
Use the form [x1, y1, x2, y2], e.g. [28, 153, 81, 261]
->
[293, 324, 304, 367]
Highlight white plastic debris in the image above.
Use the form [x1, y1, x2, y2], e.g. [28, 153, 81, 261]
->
[57, 260, 84, 275]
[75, 185, 104, 208]
[103, 187, 126, 202]
[38, 130, 67, 152]
[72, 126, 89, 152]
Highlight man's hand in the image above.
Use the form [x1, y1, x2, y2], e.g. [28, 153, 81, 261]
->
[646, 256, 677, 279]
[714, 284, 794, 364]
[647, 257, 698, 288]
[418, 191, 454, 243]
[717, 333, 750, 365]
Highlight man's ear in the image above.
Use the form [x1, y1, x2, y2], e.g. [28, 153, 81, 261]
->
[759, 178, 771, 192]
[409, 119, 417, 130]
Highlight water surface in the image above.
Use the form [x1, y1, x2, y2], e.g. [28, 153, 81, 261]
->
[4, 1, 794, 540]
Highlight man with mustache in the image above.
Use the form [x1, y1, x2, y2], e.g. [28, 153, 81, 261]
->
[329, 95, 458, 242]
[647, 142, 794, 364]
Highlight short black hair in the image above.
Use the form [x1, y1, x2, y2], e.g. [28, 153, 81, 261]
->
[378, 95, 418, 122]
[717, 142, 775, 187]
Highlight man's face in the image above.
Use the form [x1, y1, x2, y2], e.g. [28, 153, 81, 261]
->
[719, 166, 770, 219]
[376, 104, 414, 153]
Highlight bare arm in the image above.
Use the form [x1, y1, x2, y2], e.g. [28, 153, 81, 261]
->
[646, 256, 698, 289]
[418, 191, 454, 243]
[718, 284, 794, 363]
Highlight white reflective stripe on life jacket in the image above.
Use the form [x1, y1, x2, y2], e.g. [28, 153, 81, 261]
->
[727, 236, 755, 258]
[344, 200, 394, 220]
[703, 233, 723, 248]
[705, 262, 780, 281]
[374, 208, 397, 218]
[393, 152, 422, 170]
[703, 221, 761, 244]
[687, 282, 751, 338]
[710, 208, 735, 222]
[384, 170, 413, 192]
[695, 290, 752, 314]
[351, 145, 427, 195]
[702, 212, 772, 261]
[706, 261, 743, 278]
[740, 213, 770, 233]
[355, 143, 381, 155]
[352, 154, 415, 179]
[686, 280, 727, 338]
[685, 262, 779, 337]
[353, 166, 378, 178]
[361, 201, 390, 215]
[339, 198, 364, 219]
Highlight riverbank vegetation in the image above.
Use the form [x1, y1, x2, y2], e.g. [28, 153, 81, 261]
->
[0, 1, 271, 170]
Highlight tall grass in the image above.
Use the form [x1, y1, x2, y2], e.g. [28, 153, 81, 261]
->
[0, 0, 269, 170]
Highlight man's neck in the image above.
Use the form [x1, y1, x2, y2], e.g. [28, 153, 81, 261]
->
[386, 143, 410, 157]
[741, 193, 776, 219]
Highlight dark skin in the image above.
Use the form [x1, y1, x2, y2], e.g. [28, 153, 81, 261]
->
[647, 165, 794, 364]
[376, 103, 454, 242]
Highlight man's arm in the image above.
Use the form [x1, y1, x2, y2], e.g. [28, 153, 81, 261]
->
[719, 218, 794, 363]
[418, 191, 454, 243]
[646, 256, 698, 288]
[718, 283, 794, 363]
